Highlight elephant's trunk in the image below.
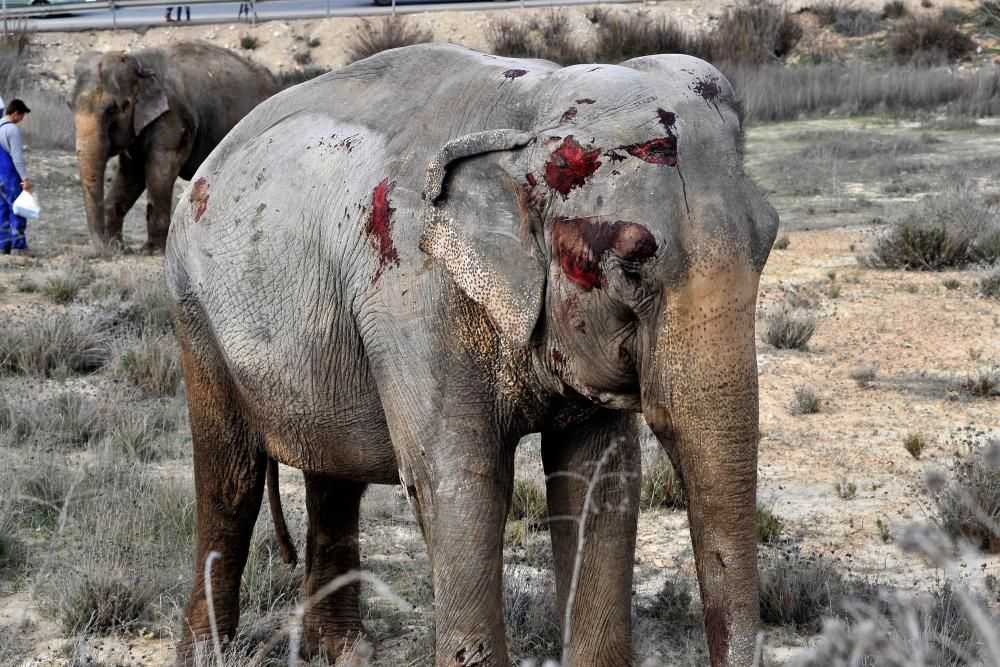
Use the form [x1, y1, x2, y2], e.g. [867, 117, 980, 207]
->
[642, 263, 762, 667]
[75, 112, 109, 249]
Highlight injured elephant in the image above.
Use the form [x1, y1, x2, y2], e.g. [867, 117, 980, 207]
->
[73, 42, 277, 253]
[166, 43, 779, 667]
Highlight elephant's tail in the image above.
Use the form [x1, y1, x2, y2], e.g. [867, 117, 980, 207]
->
[267, 457, 299, 566]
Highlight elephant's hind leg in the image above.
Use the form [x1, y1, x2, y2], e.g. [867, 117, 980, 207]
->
[300, 474, 369, 662]
[177, 335, 266, 665]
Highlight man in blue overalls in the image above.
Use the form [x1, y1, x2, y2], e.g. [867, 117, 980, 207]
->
[0, 99, 32, 255]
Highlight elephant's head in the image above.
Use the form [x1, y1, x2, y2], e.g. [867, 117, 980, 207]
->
[73, 50, 169, 248]
[421, 55, 778, 667]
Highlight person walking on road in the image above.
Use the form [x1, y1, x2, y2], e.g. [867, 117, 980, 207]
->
[238, 0, 257, 21]
[0, 99, 32, 255]
[165, 6, 191, 21]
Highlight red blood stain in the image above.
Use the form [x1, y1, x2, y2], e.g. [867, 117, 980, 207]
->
[525, 173, 537, 187]
[604, 150, 627, 163]
[703, 604, 729, 667]
[693, 77, 721, 101]
[575, 98, 596, 104]
[363, 178, 400, 284]
[624, 137, 677, 166]
[503, 69, 527, 80]
[552, 349, 564, 362]
[559, 106, 578, 124]
[189, 177, 209, 223]
[543, 136, 602, 198]
[551, 217, 657, 290]
[623, 109, 679, 166]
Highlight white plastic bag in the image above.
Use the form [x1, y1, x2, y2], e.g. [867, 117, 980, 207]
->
[12, 191, 40, 220]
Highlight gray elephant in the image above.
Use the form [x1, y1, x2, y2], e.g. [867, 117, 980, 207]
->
[73, 42, 276, 252]
[166, 44, 778, 667]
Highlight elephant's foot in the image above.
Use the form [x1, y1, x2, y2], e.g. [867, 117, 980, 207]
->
[142, 239, 167, 255]
[300, 619, 373, 665]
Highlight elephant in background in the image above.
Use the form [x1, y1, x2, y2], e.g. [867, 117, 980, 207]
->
[166, 44, 778, 666]
[73, 42, 276, 252]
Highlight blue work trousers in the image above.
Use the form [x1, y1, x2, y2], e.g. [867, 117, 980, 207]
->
[0, 147, 26, 252]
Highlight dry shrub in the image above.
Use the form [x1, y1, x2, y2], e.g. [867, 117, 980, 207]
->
[790, 387, 822, 414]
[862, 188, 1000, 270]
[814, 2, 884, 36]
[883, 0, 909, 18]
[792, 580, 987, 667]
[19, 88, 75, 152]
[891, 14, 976, 64]
[593, 14, 709, 64]
[758, 547, 880, 632]
[711, 0, 802, 64]
[763, 309, 817, 350]
[344, 17, 432, 64]
[980, 264, 1000, 298]
[275, 66, 328, 90]
[61, 575, 153, 635]
[982, 0, 1000, 26]
[0, 21, 31, 96]
[933, 441, 1000, 552]
[487, 10, 589, 64]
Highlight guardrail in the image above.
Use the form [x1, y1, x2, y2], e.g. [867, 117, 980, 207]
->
[0, 0, 541, 31]
[2, 0, 264, 27]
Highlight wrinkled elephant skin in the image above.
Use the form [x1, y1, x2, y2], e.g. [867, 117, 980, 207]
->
[73, 42, 276, 252]
[166, 44, 779, 667]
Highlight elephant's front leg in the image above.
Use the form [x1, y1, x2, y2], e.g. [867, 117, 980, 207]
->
[143, 139, 190, 253]
[300, 474, 369, 662]
[383, 375, 515, 667]
[541, 410, 641, 667]
[103, 153, 146, 246]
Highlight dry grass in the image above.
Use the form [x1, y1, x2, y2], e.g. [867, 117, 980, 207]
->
[0, 313, 111, 377]
[728, 65, 1000, 123]
[641, 454, 685, 510]
[116, 332, 183, 396]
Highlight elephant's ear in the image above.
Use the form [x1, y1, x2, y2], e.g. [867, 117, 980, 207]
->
[128, 55, 169, 135]
[420, 130, 546, 348]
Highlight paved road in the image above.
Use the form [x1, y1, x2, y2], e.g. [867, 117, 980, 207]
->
[12, 0, 629, 31]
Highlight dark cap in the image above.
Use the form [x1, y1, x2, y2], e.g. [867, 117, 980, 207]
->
[6, 99, 30, 115]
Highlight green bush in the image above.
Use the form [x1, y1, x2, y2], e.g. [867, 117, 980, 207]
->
[904, 432, 928, 459]
[756, 504, 784, 544]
